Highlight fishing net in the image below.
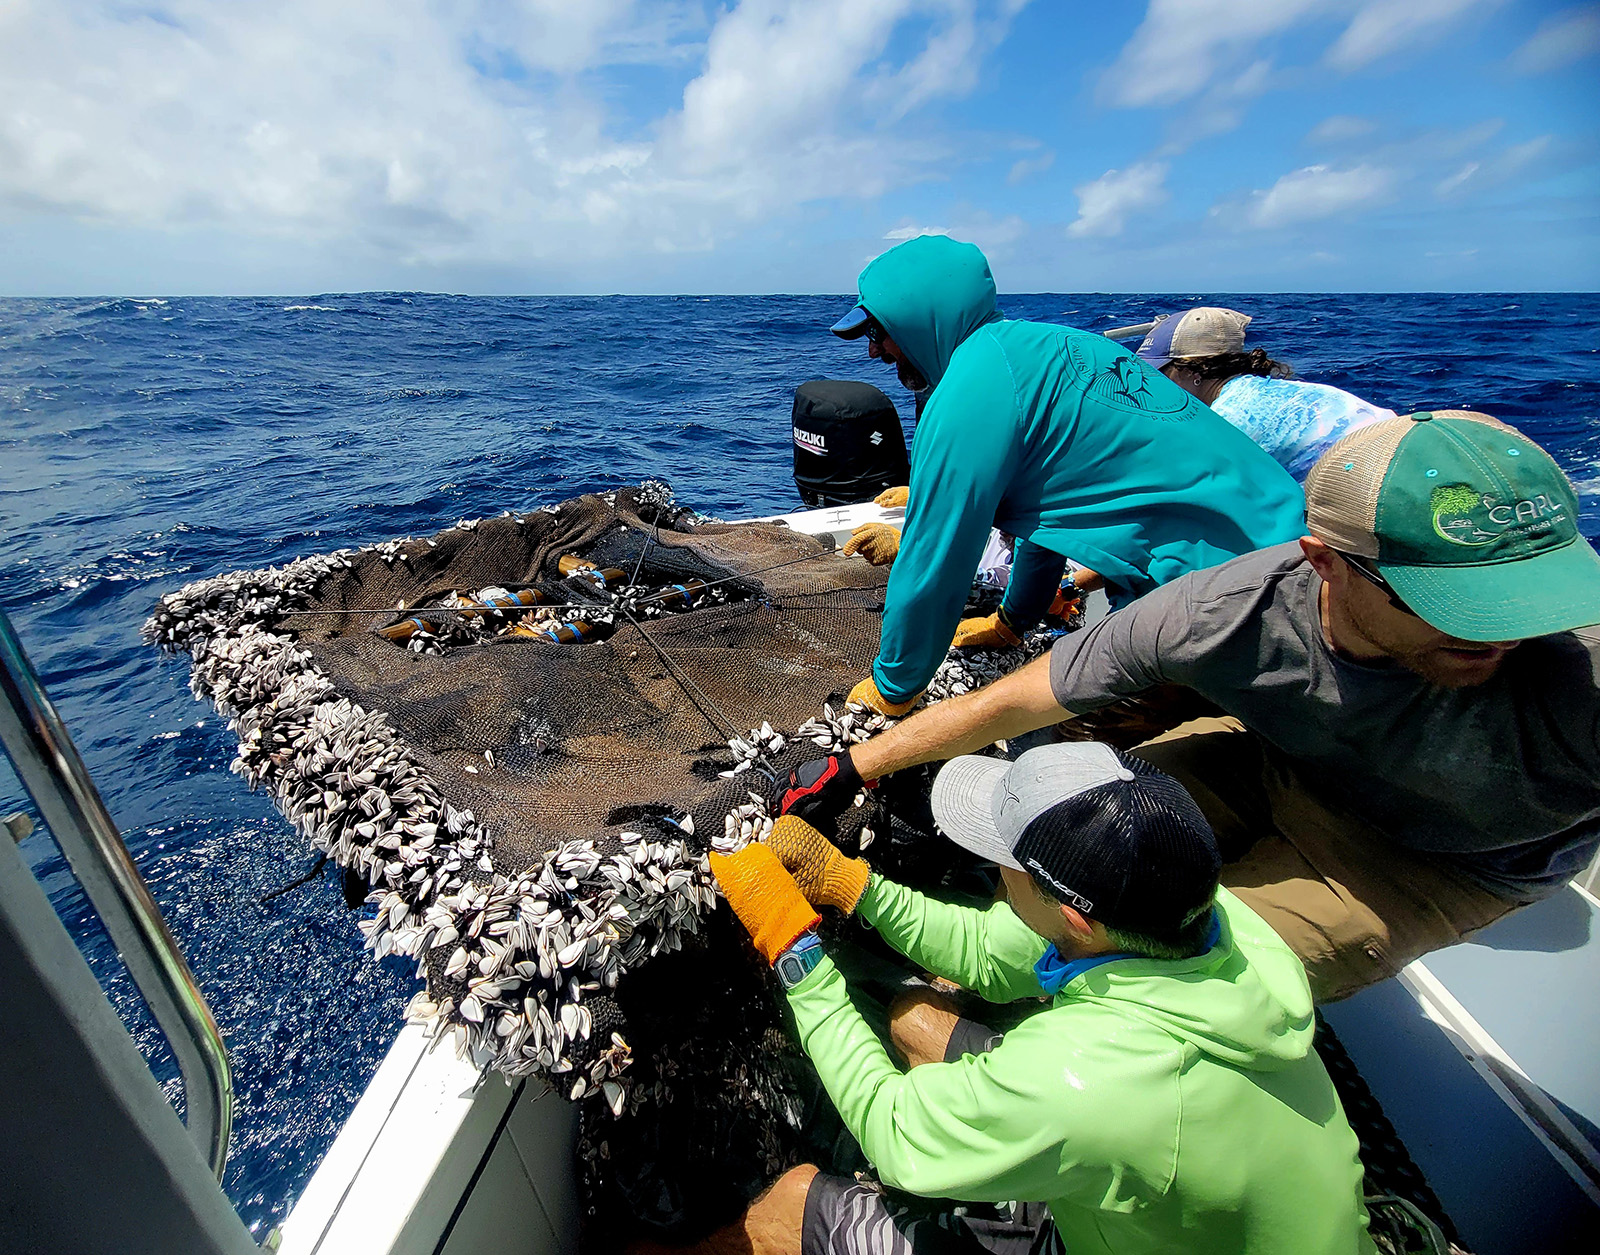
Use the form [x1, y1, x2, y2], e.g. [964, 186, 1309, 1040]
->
[146, 483, 1058, 1245]
[269, 488, 888, 858]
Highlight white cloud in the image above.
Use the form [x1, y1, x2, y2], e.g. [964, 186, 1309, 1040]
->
[1067, 162, 1169, 238]
[0, 0, 695, 263]
[1100, 0, 1322, 108]
[1154, 58, 1278, 153]
[1243, 163, 1393, 227]
[1432, 134, 1551, 198]
[669, 0, 1029, 175]
[1217, 119, 1536, 226]
[1501, 135, 1553, 168]
[673, 1, 907, 171]
[949, 211, 1030, 259]
[460, 0, 642, 75]
[871, 0, 1032, 118]
[1435, 162, 1481, 196]
[1510, 4, 1600, 74]
[1307, 114, 1377, 144]
[1007, 151, 1054, 184]
[882, 213, 1028, 260]
[1406, 118, 1504, 161]
[1103, 1, 1502, 111]
[1326, 0, 1502, 71]
[0, 0, 1028, 280]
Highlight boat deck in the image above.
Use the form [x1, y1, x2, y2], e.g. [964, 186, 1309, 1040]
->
[1324, 882, 1600, 1252]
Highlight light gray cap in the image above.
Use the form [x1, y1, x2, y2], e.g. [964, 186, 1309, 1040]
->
[929, 742, 1137, 869]
[1136, 307, 1252, 369]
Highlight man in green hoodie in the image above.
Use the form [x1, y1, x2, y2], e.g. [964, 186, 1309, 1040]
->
[828, 235, 1307, 716]
[702, 743, 1373, 1255]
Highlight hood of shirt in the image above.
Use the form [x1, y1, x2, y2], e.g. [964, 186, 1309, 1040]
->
[1059, 888, 1317, 1072]
[856, 234, 1000, 390]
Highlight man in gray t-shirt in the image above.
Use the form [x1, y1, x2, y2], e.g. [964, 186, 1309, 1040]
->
[797, 410, 1600, 1001]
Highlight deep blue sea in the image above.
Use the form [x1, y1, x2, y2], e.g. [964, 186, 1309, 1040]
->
[2, 292, 1597, 1235]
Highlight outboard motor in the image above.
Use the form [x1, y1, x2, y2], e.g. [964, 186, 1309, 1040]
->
[792, 379, 910, 508]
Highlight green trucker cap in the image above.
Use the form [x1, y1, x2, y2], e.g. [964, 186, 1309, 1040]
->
[1305, 410, 1600, 642]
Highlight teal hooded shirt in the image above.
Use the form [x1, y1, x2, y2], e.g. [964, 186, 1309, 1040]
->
[856, 236, 1307, 701]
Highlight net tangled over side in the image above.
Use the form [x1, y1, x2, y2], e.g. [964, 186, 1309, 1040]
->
[144, 484, 1057, 1244]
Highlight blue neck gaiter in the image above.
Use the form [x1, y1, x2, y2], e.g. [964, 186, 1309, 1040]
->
[1033, 910, 1222, 995]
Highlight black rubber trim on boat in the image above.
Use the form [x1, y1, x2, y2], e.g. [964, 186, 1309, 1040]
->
[430, 1077, 529, 1255]
[1314, 1012, 1466, 1252]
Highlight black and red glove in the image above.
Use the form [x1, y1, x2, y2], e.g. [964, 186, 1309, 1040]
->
[778, 753, 870, 831]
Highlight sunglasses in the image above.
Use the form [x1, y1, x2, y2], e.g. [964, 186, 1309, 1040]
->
[863, 316, 888, 346]
[1337, 552, 1418, 617]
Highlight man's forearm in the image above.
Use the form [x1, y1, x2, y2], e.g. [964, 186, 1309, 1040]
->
[851, 652, 1064, 780]
[859, 876, 1048, 1003]
[998, 542, 1066, 630]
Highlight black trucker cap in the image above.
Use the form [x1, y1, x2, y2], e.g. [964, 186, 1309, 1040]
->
[931, 742, 1221, 939]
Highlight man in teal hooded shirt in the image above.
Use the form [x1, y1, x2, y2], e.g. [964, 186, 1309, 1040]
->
[830, 236, 1306, 714]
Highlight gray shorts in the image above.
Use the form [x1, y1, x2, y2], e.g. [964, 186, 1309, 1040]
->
[801, 1174, 985, 1255]
[942, 1016, 1004, 1063]
[800, 1012, 1054, 1255]
[801, 1174, 1055, 1255]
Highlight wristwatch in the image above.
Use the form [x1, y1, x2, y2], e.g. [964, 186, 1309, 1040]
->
[775, 930, 825, 990]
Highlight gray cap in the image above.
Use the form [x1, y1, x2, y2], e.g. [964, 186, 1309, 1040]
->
[930, 743, 1135, 873]
[930, 742, 1220, 934]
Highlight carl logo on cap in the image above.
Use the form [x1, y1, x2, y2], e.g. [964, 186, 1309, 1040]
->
[1431, 481, 1568, 549]
[1308, 410, 1600, 642]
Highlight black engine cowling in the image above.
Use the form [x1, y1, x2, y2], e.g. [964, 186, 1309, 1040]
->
[791, 379, 910, 509]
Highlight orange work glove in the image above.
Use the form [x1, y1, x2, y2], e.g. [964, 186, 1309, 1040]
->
[767, 816, 871, 914]
[708, 844, 821, 965]
[841, 522, 900, 566]
[1047, 585, 1084, 620]
[847, 676, 921, 717]
[874, 485, 910, 508]
[951, 611, 1021, 650]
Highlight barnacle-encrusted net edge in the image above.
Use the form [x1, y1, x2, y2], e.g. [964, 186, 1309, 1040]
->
[143, 483, 1056, 1242]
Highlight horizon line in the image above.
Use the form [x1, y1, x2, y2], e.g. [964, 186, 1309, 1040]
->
[3, 289, 1598, 301]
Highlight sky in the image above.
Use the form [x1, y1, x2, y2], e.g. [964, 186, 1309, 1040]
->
[1, 0, 1596, 295]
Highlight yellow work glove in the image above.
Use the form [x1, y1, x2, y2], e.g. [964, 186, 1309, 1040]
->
[951, 611, 1021, 650]
[767, 816, 871, 915]
[874, 485, 910, 508]
[708, 844, 821, 965]
[841, 522, 900, 566]
[847, 676, 921, 717]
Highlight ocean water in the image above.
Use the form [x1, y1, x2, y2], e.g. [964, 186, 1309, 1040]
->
[1, 292, 1597, 1234]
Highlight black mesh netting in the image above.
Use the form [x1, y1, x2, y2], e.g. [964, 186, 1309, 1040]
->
[283, 488, 889, 864]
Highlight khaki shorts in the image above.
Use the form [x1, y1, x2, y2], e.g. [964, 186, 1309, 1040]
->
[1132, 717, 1521, 1003]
